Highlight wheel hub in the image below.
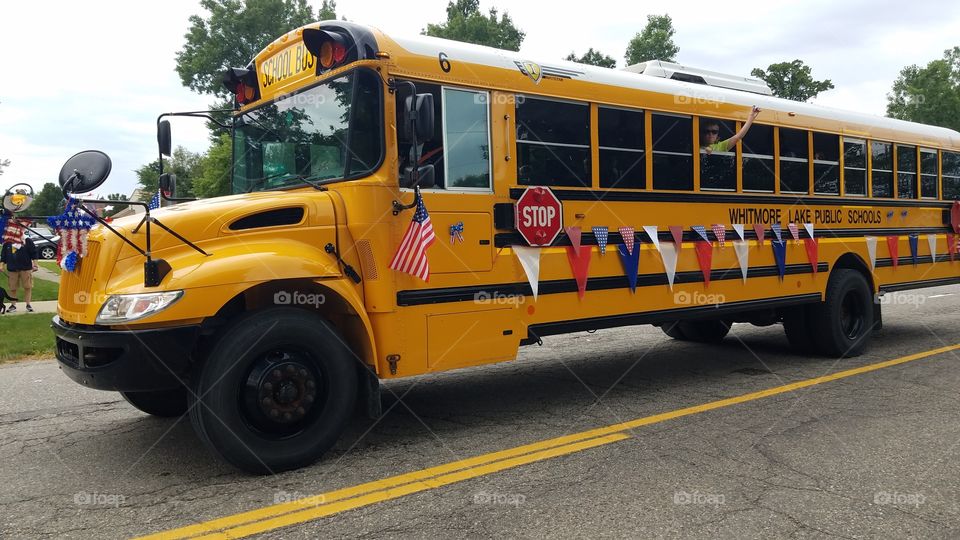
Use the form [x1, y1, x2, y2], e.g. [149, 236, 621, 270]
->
[243, 352, 322, 434]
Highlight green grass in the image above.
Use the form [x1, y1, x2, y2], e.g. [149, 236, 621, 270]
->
[1, 272, 59, 302]
[0, 313, 55, 363]
[38, 261, 61, 275]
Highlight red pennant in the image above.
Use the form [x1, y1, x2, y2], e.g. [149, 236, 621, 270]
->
[565, 245, 592, 300]
[887, 236, 899, 269]
[948, 233, 957, 261]
[669, 225, 684, 253]
[753, 223, 766, 246]
[565, 226, 582, 256]
[804, 238, 819, 273]
[952, 201, 959, 234]
[694, 241, 713, 287]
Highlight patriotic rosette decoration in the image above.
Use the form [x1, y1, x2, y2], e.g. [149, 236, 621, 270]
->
[47, 198, 97, 272]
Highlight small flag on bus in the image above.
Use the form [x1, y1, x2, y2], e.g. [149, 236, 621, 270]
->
[389, 190, 436, 282]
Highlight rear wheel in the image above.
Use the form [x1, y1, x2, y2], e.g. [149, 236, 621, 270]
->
[122, 388, 188, 417]
[188, 308, 358, 474]
[809, 269, 875, 357]
[781, 305, 818, 354]
[39, 246, 56, 260]
[677, 319, 731, 343]
[660, 321, 686, 340]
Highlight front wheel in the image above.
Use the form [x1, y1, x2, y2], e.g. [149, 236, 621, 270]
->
[40, 246, 56, 260]
[121, 388, 188, 417]
[189, 308, 358, 474]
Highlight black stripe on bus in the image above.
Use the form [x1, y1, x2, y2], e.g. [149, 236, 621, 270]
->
[493, 227, 951, 248]
[878, 276, 960, 293]
[396, 262, 828, 306]
[521, 293, 823, 343]
[507, 187, 956, 208]
[874, 255, 951, 268]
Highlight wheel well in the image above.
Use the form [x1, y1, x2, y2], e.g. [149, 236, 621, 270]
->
[196, 279, 376, 376]
[832, 252, 875, 292]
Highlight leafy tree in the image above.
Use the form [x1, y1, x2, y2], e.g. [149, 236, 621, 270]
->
[0, 158, 9, 176]
[100, 194, 129, 218]
[423, 0, 524, 51]
[193, 135, 235, 198]
[135, 147, 203, 200]
[565, 49, 616, 68]
[625, 14, 678, 65]
[175, 0, 317, 98]
[751, 60, 834, 102]
[318, 0, 337, 20]
[29, 183, 65, 217]
[886, 47, 960, 131]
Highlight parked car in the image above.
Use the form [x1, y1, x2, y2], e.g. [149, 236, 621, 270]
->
[25, 228, 59, 260]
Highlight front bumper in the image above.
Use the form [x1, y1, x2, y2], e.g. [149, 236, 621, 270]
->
[52, 316, 200, 392]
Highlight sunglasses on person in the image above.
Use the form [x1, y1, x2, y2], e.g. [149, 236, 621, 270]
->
[704, 128, 719, 134]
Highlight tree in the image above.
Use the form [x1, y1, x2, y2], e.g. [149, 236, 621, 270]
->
[175, 0, 317, 98]
[423, 0, 524, 51]
[565, 49, 616, 68]
[318, 0, 337, 20]
[193, 135, 235, 198]
[101, 194, 129, 218]
[135, 147, 203, 200]
[751, 60, 834, 102]
[886, 47, 960, 131]
[0, 158, 9, 176]
[29, 183, 65, 217]
[625, 14, 678, 65]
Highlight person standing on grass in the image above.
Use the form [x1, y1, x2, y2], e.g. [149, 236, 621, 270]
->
[1, 236, 38, 313]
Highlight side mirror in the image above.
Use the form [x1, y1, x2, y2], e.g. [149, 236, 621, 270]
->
[158, 120, 172, 157]
[2, 183, 35, 213]
[59, 150, 112, 195]
[401, 164, 435, 189]
[159, 173, 176, 197]
[403, 93, 435, 143]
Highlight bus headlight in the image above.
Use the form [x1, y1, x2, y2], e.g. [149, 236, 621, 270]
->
[96, 291, 184, 324]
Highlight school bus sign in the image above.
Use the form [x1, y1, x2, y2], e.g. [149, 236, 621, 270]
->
[515, 186, 563, 246]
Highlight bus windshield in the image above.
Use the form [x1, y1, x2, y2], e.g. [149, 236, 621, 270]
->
[232, 68, 382, 194]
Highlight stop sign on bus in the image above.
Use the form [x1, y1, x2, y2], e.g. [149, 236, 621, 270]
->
[515, 186, 563, 246]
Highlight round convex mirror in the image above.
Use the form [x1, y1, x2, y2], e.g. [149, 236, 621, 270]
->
[2, 183, 35, 213]
[58, 150, 112, 194]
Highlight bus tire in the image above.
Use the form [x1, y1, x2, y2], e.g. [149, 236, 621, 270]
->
[809, 269, 875, 358]
[188, 308, 357, 474]
[781, 305, 817, 354]
[121, 388, 188, 417]
[660, 321, 687, 340]
[677, 319, 731, 343]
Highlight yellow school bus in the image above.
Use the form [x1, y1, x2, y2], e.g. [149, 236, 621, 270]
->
[51, 20, 960, 473]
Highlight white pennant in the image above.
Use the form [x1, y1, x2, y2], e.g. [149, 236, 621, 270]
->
[513, 246, 542, 300]
[659, 241, 679, 290]
[927, 234, 938, 262]
[733, 240, 749, 283]
[732, 223, 745, 241]
[803, 223, 814, 239]
[865, 236, 878, 271]
[642, 225, 661, 253]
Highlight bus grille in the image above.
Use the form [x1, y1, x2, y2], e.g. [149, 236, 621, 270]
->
[356, 240, 378, 280]
[60, 241, 101, 313]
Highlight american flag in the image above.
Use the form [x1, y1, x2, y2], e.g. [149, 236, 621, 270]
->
[148, 189, 161, 210]
[389, 191, 436, 281]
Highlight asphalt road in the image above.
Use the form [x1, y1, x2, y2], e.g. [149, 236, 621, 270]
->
[2, 285, 960, 539]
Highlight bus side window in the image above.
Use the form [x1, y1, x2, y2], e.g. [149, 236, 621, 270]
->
[813, 132, 840, 195]
[943, 151, 960, 200]
[920, 148, 938, 199]
[651, 113, 693, 190]
[843, 138, 867, 196]
[871, 142, 894, 197]
[396, 80, 445, 188]
[896, 144, 917, 199]
[741, 123, 775, 192]
[699, 117, 736, 191]
[598, 106, 645, 189]
[779, 128, 809, 194]
[515, 96, 591, 187]
[442, 88, 491, 190]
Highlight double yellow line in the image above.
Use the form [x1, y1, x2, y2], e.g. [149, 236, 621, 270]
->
[139, 343, 960, 540]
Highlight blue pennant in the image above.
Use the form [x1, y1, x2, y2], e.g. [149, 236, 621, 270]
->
[617, 243, 640, 293]
[593, 226, 609, 255]
[771, 223, 783, 243]
[691, 225, 709, 243]
[908, 234, 919, 265]
[771, 240, 787, 280]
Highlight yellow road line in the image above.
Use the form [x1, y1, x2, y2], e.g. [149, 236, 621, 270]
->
[138, 343, 960, 540]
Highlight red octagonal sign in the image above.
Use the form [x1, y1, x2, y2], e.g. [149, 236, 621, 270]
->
[515, 186, 563, 246]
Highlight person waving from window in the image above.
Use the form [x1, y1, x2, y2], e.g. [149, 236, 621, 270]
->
[702, 106, 761, 154]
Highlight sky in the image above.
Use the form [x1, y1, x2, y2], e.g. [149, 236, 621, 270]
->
[2, 0, 958, 198]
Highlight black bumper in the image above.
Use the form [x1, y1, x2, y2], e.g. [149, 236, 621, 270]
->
[52, 316, 200, 392]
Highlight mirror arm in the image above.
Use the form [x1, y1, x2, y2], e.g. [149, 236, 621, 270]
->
[19, 224, 58, 245]
[391, 185, 420, 216]
[158, 110, 234, 131]
[71, 199, 149, 257]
